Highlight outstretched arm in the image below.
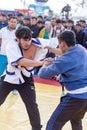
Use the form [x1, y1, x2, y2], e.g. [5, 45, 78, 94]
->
[44, 46, 62, 57]
[17, 58, 44, 68]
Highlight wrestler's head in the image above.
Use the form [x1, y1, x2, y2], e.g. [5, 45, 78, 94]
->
[15, 26, 32, 50]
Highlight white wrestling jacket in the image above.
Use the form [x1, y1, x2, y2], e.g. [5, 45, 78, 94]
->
[4, 38, 58, 84]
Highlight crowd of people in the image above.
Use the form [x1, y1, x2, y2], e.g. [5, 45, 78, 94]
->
[0, 12, 87, 53]
[0, 12, 87, 46]
[0, 11, 87, 130]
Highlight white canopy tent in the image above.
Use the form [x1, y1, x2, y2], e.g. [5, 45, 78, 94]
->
[72, 7, 87, 18]
[0, 0, 25, 10]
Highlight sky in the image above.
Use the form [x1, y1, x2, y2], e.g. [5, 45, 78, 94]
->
[0, 0, 76, 12]
[0, 0, 87, 17]
[0, 0, 25, 10]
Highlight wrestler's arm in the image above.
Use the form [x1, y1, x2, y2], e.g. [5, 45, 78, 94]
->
[17, 58, 44, 68]
[6, 40, 44, 68]
[44, 46, 62, 57]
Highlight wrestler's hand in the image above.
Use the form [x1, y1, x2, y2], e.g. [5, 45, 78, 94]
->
[37, 60, 44, 66]
[43, 57, 53, 67]
[44, 46, 53, 53]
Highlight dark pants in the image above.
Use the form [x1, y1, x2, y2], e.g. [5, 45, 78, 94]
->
[0, 74, 42, 130]
[46, 95, 87, 130]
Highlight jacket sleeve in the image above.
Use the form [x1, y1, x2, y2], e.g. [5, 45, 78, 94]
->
[83, 34, 87, 48]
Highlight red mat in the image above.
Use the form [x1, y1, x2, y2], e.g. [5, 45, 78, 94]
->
[34, 76, 61, 86]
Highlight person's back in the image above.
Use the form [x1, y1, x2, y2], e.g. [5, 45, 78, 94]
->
[83, 34, 87, 48]
[38, 30, 87, 130]
[58, 44, 87, 98]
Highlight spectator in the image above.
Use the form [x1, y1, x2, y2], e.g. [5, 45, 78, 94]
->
[0, 16, 18, 94]
[55, 19, 65, 37]
[0, 16, 17, 55]
[83, 34, 87, 48]
[75, 23, 85, 46]
[30, 16, 39, 38]
[16, 13, 24, 28]
[50, 17, 56, 37]
[79, 20, 86, 31]
[66, 19, 75, 32]
[37, 20, 44, 34]
[22, 16, 31, 28]
[37, 15, 44, 22]
[38, 21, 52, 39]
[0, 13, 8, 29]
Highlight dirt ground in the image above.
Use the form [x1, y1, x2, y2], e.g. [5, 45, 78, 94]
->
[0, 82, 87, 130]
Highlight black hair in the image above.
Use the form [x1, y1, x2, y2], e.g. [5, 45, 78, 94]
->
[15, 26, 32, 40]
[23, 17, 30, 21]
[31, 16, 37, 20]
[1, 13, 7, 17]
[58, 30, 76, 47]
[37, 20, 43, 24]
[76, 23, 81, 27]
[37, 15, 43, 19]
[62, 20, 66, 23]
[56, 19, 62, 24]
[8, 16, 17, 21]
[17, 13, 23, 17]
[79, 20, 86, 23]
[67, 19, 74, 24]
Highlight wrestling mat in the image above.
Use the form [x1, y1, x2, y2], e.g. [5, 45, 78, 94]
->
[0, 76, 87, 130]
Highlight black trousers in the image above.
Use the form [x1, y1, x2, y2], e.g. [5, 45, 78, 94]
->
[0, 74, 42, 130]
[46, 95, 87, 130]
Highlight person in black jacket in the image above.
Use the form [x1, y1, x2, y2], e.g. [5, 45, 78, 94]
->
[30, 17, 39, 38]
[75, 23, 85, 46]
[83, 34, 87, 48]
[22, 16, 31, 28]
